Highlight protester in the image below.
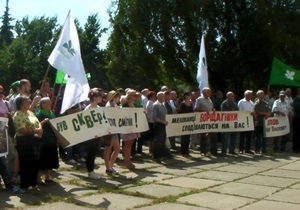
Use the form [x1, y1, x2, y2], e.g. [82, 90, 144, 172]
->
[254, 90, 271, 154]
[120, 89, 140, 169]
[194, 87, 217, 156]
[36, 97, 59, 184]
[104, 90, 121, 175]
[272, 90, 292, 152]
[152, 91, 172, 161]
[177, 92, 193, 156]
[293, 88, 300, 153]
[83, 88, 104, 179]
[141, 88, 149, 108]
[145, 91, 156, 153]
[164, 91, 177, 150]
[221, 91, 238, 155]
[13, 96, 43, 192]
[238, 90, 255, 154]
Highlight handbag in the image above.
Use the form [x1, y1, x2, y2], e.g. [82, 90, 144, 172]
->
[5, 102, 16, 137]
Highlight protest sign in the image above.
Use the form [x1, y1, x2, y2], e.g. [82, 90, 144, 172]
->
[50, 107, 148, 148]
[0, 117, 8, 157]
[264, 115, 290, 138]
[166, 111, 254, 137]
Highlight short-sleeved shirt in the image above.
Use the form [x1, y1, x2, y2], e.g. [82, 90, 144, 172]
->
[238, 98, 254, 112]
[194, 97, 214, 112]
[0, 99, 10, 115]
[254, 100, 270, 127]
[272, 99, 291, 116]
[221, 100, 238, 111]
[13, 110, 40, 136]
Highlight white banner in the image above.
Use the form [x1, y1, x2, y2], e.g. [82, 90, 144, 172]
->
[50, 107, 149, 148]
[264, 115, 290, 138]
[166, 111, 254, 137]
[0, 117, 8, 157]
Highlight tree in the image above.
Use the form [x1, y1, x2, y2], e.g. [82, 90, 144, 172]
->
[0, 0, 14, 47]
[107, 0, 300, 95]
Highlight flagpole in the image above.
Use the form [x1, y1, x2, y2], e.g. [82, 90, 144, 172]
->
[40, 64, 51, 94]
[52, 74, 66, 113]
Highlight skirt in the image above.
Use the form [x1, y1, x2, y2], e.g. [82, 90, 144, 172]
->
[38, 143, 59, 170]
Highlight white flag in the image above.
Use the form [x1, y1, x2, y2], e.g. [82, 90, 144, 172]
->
[196, 35, 209, 92]
[47, 11, 90, 113]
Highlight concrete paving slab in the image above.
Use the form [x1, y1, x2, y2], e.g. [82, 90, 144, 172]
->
[260, 168, 300, 179]
[75, 193, 152, 210]
[277, 163, 300, 171]
[265, 188, 300, 204]
[215, 164, 268, 174]
[147, 166, 200, 176]
[123, 171, 175, 183]
[125, 184, 191, 198]
[239, 200, 300, 210]
[190, 162, 229, 170]
[136, 202, 205, 210]
[236, 159, 288, 169]
[158, 177, 224, 189]
[54, 183, 98, 197]
[290, 182, 300, 190]
[189, 170, 249, 182]
[3, 194, 42, 209]
[23, 202, 93, 210]
[209, 182, 279, 199]
[237, 175, 299, 188]
[178, 191, 255, 210]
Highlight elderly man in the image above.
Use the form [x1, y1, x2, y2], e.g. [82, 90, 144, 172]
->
[194, 87, 217, 156]
[152, 91, 172, 160]
[221, 91, 238, 155]
[254, 90, 271, 154]
[238, 90, 255, 154]
[272, 90, 292, 152]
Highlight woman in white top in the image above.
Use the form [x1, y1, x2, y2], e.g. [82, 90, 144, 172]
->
[84, 88, 104, 179]
[103, 90, 121, 175]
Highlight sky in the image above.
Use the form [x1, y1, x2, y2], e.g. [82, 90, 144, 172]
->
[0, 0, 112, 48]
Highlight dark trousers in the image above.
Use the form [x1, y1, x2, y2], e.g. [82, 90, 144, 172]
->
[152, 123, 170, 159]
[274, 134, 289, 152]
[85, 139, 100, 173]
[222, 132, 236, 154]
[239, 131, 252, 152]
[181, 135, 190, 155]
[293, 118, 300, 152]
[200, 133, 218, 155]
[255, 126, 267, 153]
[0, 156, 13, 190]
[18, 153, 39, 189]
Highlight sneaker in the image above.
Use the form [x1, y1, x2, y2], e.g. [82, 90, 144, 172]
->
[10, 185, 26, 194]
[88, 171, 101, 179]
[106, 168, 119, 175]
[205, 152, 212, 157]
[67, 159, 76, 164]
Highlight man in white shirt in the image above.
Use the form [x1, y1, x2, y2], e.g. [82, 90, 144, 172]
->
[238, 90, 255, 154]
[272, 90, 292, 152]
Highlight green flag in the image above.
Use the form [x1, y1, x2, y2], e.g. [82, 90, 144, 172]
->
[55, 70, 91, 84]
[55, 70, 67, 84]
[269, 57, 300, 87]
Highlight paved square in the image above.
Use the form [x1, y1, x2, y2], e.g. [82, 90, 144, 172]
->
[158, 177, 224, 189]
[178, 192, 255, 209]
[209, 182, 279, 199]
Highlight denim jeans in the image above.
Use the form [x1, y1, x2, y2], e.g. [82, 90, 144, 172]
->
[0, 156, 13, 190]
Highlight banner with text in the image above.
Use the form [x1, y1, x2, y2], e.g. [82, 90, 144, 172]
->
[166, 111, 254, 137]
[0, 117, 8, 157]
[264, 115, 290, 138]
[50, 107, 149, 148]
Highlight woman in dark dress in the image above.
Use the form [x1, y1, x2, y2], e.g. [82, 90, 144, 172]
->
[177, 92, 194, 156]
[36, 97, 59, 183]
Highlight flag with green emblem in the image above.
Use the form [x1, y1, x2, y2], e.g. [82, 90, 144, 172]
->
[269, 57, 300, 87]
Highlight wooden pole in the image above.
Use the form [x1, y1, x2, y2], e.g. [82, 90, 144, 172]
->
[39, 64, 51, 95]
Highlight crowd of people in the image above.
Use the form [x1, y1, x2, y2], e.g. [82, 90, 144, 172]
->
[0, 78, 299, 195]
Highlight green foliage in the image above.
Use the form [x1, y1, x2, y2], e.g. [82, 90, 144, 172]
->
[0, 0, 14, 46]
[107, 0, 300, 96]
